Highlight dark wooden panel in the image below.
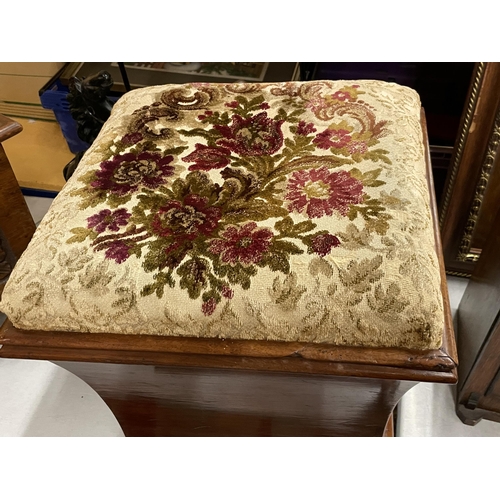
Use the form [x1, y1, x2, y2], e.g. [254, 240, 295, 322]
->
[0, 145, 36, 261]
[54, 361, 414, 437]
[456, 202, 500, 424]
[440, 62, 500, 275]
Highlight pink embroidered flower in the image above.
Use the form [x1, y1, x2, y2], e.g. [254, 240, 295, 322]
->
[215, 112, 284, 156]
[331, 90, 353, 102]
[182, 144, 231, 171]
[347, 141, 368, 155]
[92, 152, 174, 196]
[313, 128, 352, 149]
[151, 194, 221, 242]
[310, 233, 341, 256]
[285, 167, 364, 218]
[297, 120, 317, 136]
[87, 208, 131, 233]
[305, 96, 326, 113]
[221, 285, 234, 299]
[104, 241, 130, 264]
[208, 222, 273, 265]
[202, 297, 218, 316]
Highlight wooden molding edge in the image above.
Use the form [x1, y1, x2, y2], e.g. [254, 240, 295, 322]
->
[0, 115, 23, 143]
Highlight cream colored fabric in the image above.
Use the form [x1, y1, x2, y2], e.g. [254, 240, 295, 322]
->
[0, 80, 444, 349]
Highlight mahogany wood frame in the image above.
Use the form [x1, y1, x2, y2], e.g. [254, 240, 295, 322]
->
[0, 112, 457, 436]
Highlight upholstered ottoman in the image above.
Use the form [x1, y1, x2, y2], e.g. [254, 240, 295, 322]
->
[0, 82, 456, 436]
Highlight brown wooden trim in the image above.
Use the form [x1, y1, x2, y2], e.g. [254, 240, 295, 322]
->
[0, 115, 23, 143]
[422, 108, 458, 369]
[0, 342, 458, 383]
[439, 62, 486, 226]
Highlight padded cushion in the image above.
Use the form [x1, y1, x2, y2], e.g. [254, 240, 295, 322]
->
[0, 80, 444, 349]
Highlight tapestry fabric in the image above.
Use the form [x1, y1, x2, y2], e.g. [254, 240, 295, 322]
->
[0, 80, 444, 349]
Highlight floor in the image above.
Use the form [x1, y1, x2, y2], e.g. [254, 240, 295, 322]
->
[2, 117, 500, 436]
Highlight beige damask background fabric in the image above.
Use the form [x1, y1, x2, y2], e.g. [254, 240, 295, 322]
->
[0, 80, 444, 349]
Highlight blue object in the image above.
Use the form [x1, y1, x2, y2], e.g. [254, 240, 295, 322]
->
[39, 79, 118, 154]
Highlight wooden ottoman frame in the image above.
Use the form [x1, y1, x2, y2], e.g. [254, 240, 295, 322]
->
[0, 113, 457, 437]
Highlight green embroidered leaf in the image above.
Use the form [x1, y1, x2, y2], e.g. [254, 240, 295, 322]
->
[177, 258, 210, 299]
[225, 199, 288, 224]
[347, 198, 391, 234]
[66, 227, 96, 244]
[274, 216, 294, 234]
[201, 289, 222, 304]
[349, 167, 385, 187]
[363, 149, 392, 164]
[214, 262, 257, 290]
[275, 108, 288, 122]
[178, 128, 219, 141]
[248, 94, 265, 108]
[258, 251, 290, 274]
[275, 216, 316, 237]
[163, 145, 189, 156]
[75, 169, 98, 185]
[270, 240, 303, 256]
[141, 271, 175, 299]
[135, 192, 172, 212]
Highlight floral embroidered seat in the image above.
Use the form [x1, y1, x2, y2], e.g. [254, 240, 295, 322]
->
[0, 80, 444, 350]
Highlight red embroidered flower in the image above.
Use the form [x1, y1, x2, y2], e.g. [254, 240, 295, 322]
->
[198, 110, 213, 120]
[221, 285, 234, 299]
[347, 141, 368, 154]
[87, 208, 131, 233]
[104, 241, 130, 264]
[297, 120, 317, 136]
[202, 297, 218, 316]
[92, 152, 174, 196]
[215, 112, 284, 156]
[313, 129, 352, 150]
[310, 233, 341, 256]
[182, 144, 231, 171]
[208, 222, 273, 265]
[120, 132, 143, 145]
[285, 167, 364, 218]
[151, 194, 221, 242]
[225, 101, 239, 108]
[259, 102, 270, 110]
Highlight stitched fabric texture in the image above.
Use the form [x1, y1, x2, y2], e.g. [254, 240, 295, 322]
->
[0, 80, 444, 349]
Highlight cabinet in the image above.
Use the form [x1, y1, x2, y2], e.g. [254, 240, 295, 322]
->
[456, 202, 500, 425]
[438, 63, 500, 276]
